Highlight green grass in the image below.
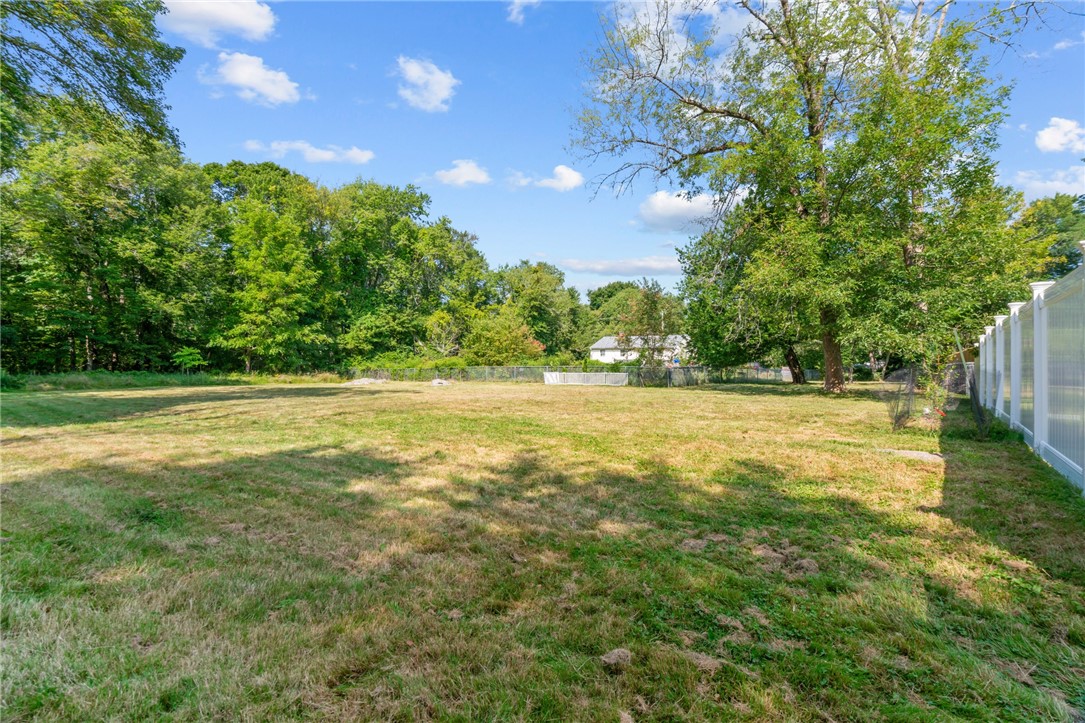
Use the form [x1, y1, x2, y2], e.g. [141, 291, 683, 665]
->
[2, 382, 1084, 720]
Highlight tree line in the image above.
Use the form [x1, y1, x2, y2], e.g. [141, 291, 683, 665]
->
[1, 122, 688, 373]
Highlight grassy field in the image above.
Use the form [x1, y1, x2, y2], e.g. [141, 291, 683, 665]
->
[2, 382, 1084, 721]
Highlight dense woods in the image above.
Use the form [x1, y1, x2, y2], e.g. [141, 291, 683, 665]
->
[1, 123, 687, 373]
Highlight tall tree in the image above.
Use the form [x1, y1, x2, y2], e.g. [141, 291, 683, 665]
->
[201, 162, 328, 371]
[326, 181, 490, 362]
[576, 0, 1045, 390]
[0, 0, 184, 166]
[617, 278, 684, 369]
[494, 261, 579, 355]
[1, 130, 219, 372]
[587, 281, 638, 310]
[212, 199, 326, 373]
[1013, 194, 1085, 279]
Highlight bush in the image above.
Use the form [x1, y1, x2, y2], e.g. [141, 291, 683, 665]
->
[0, 369, 25, 390]
[851, 366, 874, 382]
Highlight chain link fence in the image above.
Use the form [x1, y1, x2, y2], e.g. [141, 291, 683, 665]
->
[350, 364, 822, 388]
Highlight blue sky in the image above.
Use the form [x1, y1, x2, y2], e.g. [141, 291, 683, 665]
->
[157, 1, 1085, 294]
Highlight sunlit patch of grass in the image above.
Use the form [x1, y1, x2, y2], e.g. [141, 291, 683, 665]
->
[2, 382, 1083, 720]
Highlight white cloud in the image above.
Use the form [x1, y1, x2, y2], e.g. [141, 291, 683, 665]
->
[509, 165, 584, 192]
[244, 140, 374, 164]
[434, 160, 491, 187]
[161, 0, 276, 47]
[396, 57, 459, 112]
[508, 171, 532, 188]
[1013, 166, 1085, 201]
[537, 165, 584, 192]
[1053, 31, 1085, 51]
[637, 191, 715, 232]
[507, 0, 541, 25]
[1035, 118, 1085, 154]
[560, 255, 682, 276]
[201, 52, 301, 106]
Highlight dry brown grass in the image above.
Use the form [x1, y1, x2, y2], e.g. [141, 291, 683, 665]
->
[2, 382, 1084, 720]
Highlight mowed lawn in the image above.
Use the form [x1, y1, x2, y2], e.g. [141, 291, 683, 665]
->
[3, 382, 1084, 721]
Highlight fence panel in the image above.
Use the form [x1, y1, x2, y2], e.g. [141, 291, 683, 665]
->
[1044, 270, 1085, 486]
[1002, 319, 1012, 418]
[1020, 302, 1035, 441]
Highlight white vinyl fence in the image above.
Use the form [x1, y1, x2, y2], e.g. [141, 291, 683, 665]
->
[977, 241, 1085, 493]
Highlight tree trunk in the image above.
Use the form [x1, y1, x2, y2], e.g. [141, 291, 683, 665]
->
[245, 352, 252, 374]
[784, 344, 806, 384]
[820, 309, 845, 392]
[84, 336, 94, 371]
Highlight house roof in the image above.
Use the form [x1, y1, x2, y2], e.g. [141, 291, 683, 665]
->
[590, 334, 688, 350]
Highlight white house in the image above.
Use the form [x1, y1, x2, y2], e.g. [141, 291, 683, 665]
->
[589, 335, 689, 365]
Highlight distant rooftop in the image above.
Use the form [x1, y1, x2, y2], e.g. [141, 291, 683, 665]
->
[590, 334, 688, 350]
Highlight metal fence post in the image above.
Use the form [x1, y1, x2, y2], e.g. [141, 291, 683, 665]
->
[1030, 281, 1057, 455]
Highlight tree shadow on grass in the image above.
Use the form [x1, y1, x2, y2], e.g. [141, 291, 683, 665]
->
[0, 385, 421, 429]
[933, 405, 1085, 587]
[3, 438, 1082, 720]
[683, 382, 885, 403]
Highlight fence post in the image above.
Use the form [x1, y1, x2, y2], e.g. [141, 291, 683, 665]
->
[1030, 281, 1057, 454]
[993, 315, 1008, 414]
[980, 332, 989, 406]
[983, 326, 995, 408]
[1008, 301, 1027, 429]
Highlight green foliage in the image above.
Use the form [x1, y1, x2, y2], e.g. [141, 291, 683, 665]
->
[1012, 193, 1085, 279]
[462, 305, 546, 365]
[171, 347, 207, 373]
[0, 0, 184, 166]
[580, 0, 1048, 389]
[0, 369, 26, 390]
[493, 261, 579, 355]
[12, 370, 345, 391]
[617, 279, 684, 369]
[1, 130, 224, 373]
[587, 280, 637, 310]
[2, 117, 663, 376]
[211, 198, 328, 372]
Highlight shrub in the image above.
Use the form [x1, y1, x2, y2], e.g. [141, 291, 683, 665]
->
[0, 369, 25, 390]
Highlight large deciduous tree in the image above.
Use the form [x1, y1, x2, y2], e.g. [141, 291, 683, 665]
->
[1, 130, 221, 372]
[577, 0, 1047, 390]
[0, 0, 184, 166]
[1013, 193, 1085, 279]
[493, 261, 579, 356]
